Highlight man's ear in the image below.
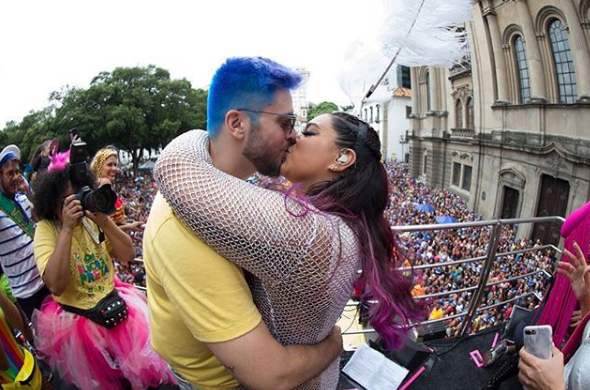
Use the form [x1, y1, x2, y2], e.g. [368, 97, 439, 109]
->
[225, 110, 245, 140]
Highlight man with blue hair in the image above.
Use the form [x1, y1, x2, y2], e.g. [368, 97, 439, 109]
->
[0, 145, 49, 320]
[145, 57, 342, 390]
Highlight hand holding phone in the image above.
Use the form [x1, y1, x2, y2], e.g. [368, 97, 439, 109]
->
[523, 325, 552, 359]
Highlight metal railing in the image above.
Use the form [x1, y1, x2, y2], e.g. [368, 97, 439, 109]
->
[341, 215, 564, 338]
[128, 216, 564, 340]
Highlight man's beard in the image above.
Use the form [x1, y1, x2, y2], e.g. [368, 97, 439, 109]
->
[243, 123, 283, 177]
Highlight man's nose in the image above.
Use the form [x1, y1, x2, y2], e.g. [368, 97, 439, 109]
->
[286, 130, 297, 145]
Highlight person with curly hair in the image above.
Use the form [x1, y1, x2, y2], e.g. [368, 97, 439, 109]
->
[31, 152, 174, 390]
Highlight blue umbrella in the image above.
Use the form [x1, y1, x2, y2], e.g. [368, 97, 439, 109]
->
[436, 215, 457, 224]
[415, 203, 435, 212]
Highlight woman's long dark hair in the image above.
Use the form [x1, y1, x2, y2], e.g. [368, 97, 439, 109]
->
[307, 112, 425, 349]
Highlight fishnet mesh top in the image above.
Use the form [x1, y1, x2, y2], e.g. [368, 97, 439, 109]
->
[154, 130, 360, 390]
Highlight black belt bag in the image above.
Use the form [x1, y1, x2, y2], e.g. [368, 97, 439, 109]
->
[61, 289, 128, 329]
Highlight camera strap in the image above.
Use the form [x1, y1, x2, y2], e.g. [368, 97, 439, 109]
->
[82, 218, 105, 245]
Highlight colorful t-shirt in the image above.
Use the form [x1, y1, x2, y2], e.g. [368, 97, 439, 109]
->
[0, 309, 24, 384]
[34, 218, 115, 310]
[110, 198, 126, 225]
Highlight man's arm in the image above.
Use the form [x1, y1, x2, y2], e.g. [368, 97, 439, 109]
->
[207, 322, 342, 390]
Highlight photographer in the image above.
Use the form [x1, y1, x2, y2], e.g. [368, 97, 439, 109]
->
[31, 145, 174, 390]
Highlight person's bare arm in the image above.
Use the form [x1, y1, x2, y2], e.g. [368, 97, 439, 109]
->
[0, 291, 24, 334]
[41, 195, 81, 296]
[86, 211, 135, 263]
[207, 322, 342, 390]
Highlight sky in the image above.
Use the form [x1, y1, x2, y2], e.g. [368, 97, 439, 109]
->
[0, 0, 384, 127]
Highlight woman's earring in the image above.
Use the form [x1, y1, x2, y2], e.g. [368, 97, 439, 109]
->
[337, 152, 350, 164]
[328, 164, 337, 172]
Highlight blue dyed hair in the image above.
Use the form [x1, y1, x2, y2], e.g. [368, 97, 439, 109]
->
[207, 57, 302, 138]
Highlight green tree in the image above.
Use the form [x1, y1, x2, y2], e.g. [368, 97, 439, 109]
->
[307, 101, 339, 121]
[1, 108, 59, 164]
[1, 65, 207, 175]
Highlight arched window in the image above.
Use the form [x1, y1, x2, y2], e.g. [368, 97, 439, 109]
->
[513, 36, 531, 103]
[548, 19, 577, 103]
[455, 100, 463, 128]
[466, 97, 474, 129]
[376, 104, 380, 123]
[370, 106, 374, 123]
[425, 71, 431, 111]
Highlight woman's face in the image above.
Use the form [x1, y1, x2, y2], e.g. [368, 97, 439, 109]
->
[100, 155, 118, 181]
[280, 113, 341, 192]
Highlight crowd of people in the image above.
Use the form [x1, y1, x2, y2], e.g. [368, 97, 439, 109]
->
[112, 162, 555, 338]
[385, 162, 554, 336]
[110, 172, 156, 288]
[0, 56, 568, 390]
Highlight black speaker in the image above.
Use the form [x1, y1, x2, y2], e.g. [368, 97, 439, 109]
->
[417, 322, 447, 341]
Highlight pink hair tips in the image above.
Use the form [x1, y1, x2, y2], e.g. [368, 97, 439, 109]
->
[47, 150, 70, 173]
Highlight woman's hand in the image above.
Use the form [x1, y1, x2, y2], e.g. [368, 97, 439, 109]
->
[569, 310, 582, 329]
[518, 346, 565, 390]
[127, 220, 145, 231]
[84, 210, 109, 228]
[558, 242, 590, 309]
[61, 195, 83, 231]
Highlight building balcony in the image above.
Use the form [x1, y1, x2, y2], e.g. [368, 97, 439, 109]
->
[451, 128, 475, 140]
[449, 55, 472, 80]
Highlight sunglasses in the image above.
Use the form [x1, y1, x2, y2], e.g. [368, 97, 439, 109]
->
[238, 109, 298, 136]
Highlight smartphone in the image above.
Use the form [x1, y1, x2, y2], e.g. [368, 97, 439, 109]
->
[523, 325, 552, 359]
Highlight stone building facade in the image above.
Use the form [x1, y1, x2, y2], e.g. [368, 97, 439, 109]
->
[408, 0, 590, 244]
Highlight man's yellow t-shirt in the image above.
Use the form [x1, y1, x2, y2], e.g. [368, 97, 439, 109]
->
[143, 194, 261, 390]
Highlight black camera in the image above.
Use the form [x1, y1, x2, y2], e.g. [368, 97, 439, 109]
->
[70, 139, 117, 214]
[75, 184, 117, 214]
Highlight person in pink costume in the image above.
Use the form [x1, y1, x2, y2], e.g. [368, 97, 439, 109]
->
[537, 200, 590, 347]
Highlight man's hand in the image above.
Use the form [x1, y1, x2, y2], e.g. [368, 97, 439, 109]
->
[326, 325, 343, 355]
[207, 322, 343, 390]
[518, 346, 565, 390]
[61, 195, 83, 231]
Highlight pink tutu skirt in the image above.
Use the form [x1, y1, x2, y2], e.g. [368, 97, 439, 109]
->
[32, 279, 175, 390]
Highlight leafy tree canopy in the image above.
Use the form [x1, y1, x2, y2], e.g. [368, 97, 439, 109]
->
[307, 101, 339, 121]
[2, 65, 207, 175]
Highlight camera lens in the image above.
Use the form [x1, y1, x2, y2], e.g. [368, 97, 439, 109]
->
[91, 185, 117, 214]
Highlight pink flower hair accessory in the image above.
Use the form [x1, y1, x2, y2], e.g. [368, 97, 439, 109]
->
[47, 150, 70, 173]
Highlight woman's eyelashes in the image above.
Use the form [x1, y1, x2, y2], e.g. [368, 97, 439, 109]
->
[301, 130, 317, 137]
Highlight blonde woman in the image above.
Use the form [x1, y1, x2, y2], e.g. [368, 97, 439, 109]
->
[90, 147, 143, 233]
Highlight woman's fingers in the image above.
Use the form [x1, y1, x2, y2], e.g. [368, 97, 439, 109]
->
[573, 242, 587, 265]
[563, 248, 580, 267]
[556, 261, 574, 277]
